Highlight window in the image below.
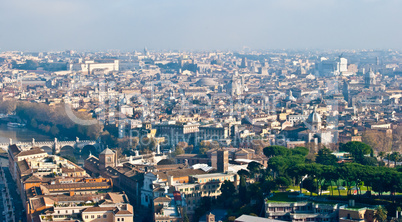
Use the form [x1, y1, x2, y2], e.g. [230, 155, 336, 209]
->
[98, 215, 101, 218]
[118, 219, 120, 221]
[85, 216, 88, 219]
[91, 215, 94, 218]
[122, 218, 125, 221]
[103, 215, 107, 218]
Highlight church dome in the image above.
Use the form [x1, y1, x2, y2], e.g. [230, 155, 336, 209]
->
[366, 69, 375, 78]
[195, 78, 217, 86]
[285, 90, 296, 102]
[307, 108, 321, 123]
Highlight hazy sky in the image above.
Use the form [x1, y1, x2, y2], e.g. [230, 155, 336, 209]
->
[1, 0, 401, 51]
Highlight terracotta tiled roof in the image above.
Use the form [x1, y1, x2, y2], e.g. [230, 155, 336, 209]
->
[115, 210, 132, 215]
[82, 207, 116, 212]
[43, 182, 110, 190]
[25, 175, 42, 183]
[154, 196, 171, 202]
[16, 148, 46, 157]
[9, 144, 20, 157]
[17, 159, 31, 174]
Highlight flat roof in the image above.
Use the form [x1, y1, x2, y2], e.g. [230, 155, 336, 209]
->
[191, 172, 235, 179]
[235, 215, 284, 222]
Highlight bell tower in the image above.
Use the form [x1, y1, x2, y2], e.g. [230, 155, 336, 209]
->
[99, 147, 116, 170]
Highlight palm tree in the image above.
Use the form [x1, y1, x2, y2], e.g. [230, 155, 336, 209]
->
[378, 151, 385, 160]
[390, 152, 400, 168]
[387, 154, 391, 167]
[374, 206, 388, 222]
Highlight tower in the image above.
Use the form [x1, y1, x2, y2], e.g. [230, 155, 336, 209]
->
[343, 80, 349, 103]
[99, 147, 116, 170]
[306, 107, 322, 131]
[365, 68, 376, 88]
[144, 47, 149, 56]
[206, 212, 215, 222]
[240, 57, 248, 68]
[217, 149, 228, 173]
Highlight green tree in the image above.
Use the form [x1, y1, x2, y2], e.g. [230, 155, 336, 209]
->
[263, 145, 291, 158]
[340, 141, 372, 163]
[291, 147, 309, 156]
[390, 152, 401, 168]
[247, 182, 262, 201]
[237, 169, 250, 178]
[316, 148, 338, 165]
[374, 206, 388, 222]
[220, 180, 236, 200]
[301, 177, 318, 196]
[247, 161, 263, 178]
[173, 146, 185, 157]
[239, 175, 248, 204]
[275, 176, 291, 189]
[378, 151, 386, 161]
[194, 197, 212, 221]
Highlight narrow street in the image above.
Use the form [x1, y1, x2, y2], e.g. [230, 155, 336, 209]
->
[1, 159, 26, 222]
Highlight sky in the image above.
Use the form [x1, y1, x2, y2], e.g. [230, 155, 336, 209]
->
[0, 0, 401, 52]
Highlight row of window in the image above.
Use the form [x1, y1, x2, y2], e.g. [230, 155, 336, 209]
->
[83, 214, 126, 220]
[198, 177, 231, 183]
[84, 214, 107, 219]
[179, 184, 221, 192]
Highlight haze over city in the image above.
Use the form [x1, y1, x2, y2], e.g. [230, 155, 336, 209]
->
[1, 1, 402, 222]
[1, 0, 402, 51]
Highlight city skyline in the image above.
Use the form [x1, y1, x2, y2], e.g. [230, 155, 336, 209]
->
[1, 0, 402, 51]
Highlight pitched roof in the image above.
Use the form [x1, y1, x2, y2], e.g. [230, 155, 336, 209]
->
[25, 175, 42, 183]
[16, 148, 46, 157]
[100, 148, 114, 155]
[82, 207, 116, 212]
[9, 144, 20, 157]
[43, 182, 110, 190]
[154, 168, 207, 180]
[106, 192, 128, 204]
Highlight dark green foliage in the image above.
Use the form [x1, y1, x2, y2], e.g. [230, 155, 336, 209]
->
[316, 148, 338, 165]
[275, 176, 291, 188]
[239, 176, 248, 203]
[291, 147, 309, 156]
[220, 180, 236, 200]
[237, 169, 250, 177]
[301, 177, 318, 195]
[374, 206, 388, 222]
[247, 161, 263, 178]
[340, 141, 373, 164]
[194, 197, 212, 220]
[263, 145, 291, 158]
